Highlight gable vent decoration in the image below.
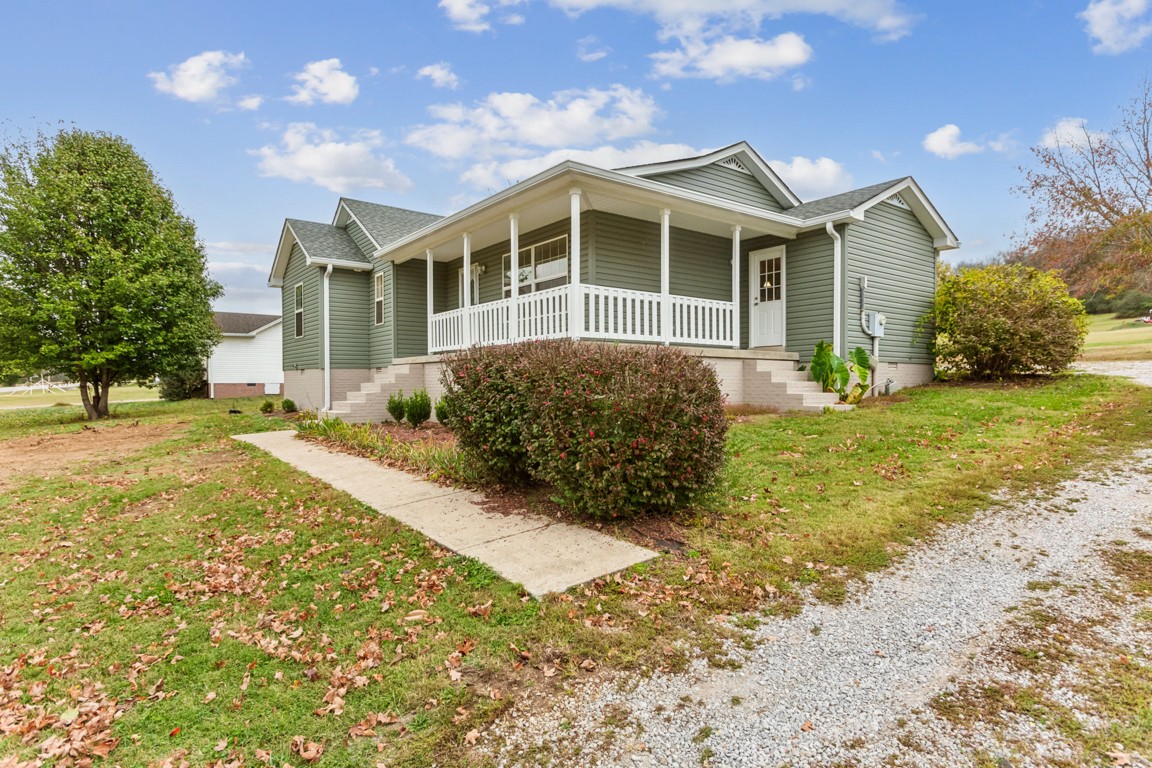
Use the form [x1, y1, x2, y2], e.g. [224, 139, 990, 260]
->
[717, 156, 752, 175]
[885, 193, 911, 210]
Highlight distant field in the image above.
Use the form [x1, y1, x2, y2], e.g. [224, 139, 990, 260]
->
[0, 383, 160, 409]
[1080, 313, 1152, 361]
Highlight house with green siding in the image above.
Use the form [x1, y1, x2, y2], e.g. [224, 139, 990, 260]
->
[267, 142, 957, 419]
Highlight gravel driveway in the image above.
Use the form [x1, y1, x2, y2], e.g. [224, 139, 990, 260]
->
[482, 362, 1152, 767]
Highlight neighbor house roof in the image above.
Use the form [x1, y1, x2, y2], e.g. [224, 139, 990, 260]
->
[214, 312, 280, 336]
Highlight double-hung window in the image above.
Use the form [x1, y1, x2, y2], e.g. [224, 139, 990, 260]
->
[293, 283, 304, 338]
[502, 235, 569, 297]
[374, 273, 384, 325]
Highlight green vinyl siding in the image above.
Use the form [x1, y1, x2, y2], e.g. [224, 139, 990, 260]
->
[589, 211, 659, 292]
[650, 164, 785, 212]
[345, 219, 376, 257]
[328, 269, 371, 368]
[281, 243, 320, 369]
[844, 202, 936, 363]
[369, 262, 394, 367]
[741, 230, 835, 356]
[669, 226, 731, 301]
[393, 260, 428, 358]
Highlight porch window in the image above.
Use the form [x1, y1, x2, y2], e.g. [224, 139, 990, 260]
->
[457, 268, 479, 307]
[758, 256, 782, 302]
[502, 235, 569, 297]
[373, 273, 384, 325]
[294, 283, 304, 338]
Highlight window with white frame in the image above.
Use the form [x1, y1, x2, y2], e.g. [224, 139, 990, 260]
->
[502, 235, 569, 297]
[374, 273, 384, 325]
[294, 283, 304, 338]
[457, 267, 479, 307]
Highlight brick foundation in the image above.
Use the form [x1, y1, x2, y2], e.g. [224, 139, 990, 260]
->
[211, 383, 282, 399]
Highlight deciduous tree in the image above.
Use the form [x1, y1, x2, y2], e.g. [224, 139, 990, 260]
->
[0, 128, 222, 419]
[1016, 82, 1152, 297]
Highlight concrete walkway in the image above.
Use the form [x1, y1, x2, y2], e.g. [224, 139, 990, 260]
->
[232, 430, 656, 597]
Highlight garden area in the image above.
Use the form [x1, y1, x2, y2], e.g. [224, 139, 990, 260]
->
[2, 363, 1150, 766]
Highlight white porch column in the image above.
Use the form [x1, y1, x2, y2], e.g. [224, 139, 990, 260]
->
[425, 249, 434, 353]
[570, 188, 582, 339]
[660, 208, 671, 345]
[462, 232, 472, 348]
[509, 213, 519, 342]
[731, 225, 741, 349]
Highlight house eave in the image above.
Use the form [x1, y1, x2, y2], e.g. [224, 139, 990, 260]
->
[375, 160, 816, 263]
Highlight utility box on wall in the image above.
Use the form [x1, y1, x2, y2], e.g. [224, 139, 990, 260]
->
[867, 311, 887, 338]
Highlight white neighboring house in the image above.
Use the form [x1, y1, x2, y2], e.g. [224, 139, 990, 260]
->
[207, 312, 284, 399]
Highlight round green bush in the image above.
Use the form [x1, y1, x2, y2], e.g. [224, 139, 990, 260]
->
[1112, 289, 1152, 319]
[441, 340, 728, 519]
[281, 398, 297, 413]
[404, 389, 432, 428]
[931, 264, 1087, 379]
[259, 400, 275, 414]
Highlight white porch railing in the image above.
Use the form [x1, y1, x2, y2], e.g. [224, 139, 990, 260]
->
[428, 284, 733, 353]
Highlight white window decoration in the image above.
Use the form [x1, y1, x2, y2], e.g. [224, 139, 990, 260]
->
[502, 235, 569, 297]
[293, 283, 304, 338]
[717, 156, 752, 174]
[884, 194, 911, 210]
[373, 273, 384, 325]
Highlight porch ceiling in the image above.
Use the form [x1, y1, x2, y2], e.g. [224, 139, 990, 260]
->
[391, 168, 798, 263]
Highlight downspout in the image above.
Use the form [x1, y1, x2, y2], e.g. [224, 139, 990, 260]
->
[323, 264, 333, 413]
[825, 222, 842, 357]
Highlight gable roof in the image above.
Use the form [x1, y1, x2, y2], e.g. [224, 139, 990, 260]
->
[616, 142, 802, 210]
[336, 199, 443, 249]
[268, 218, 370, 286]
[787, 179, 907, 220]
[214, 312, 280, 336]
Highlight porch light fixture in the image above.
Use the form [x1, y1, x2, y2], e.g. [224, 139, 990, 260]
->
[762, 278, 773, 289]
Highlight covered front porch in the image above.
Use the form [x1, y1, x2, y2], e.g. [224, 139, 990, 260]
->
[381, 163, 798, 355]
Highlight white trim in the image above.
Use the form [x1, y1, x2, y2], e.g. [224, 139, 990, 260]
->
[717, 156, 751, 174]
[322, 264, 332, 413]
[844, 177, 959, 250]
[293, 283, 304, 339]
[462, 232, 472, 348]
[333, 200, 382, 251]
[308, 257, 371, 271]
[883, 193, 910, 210]
[826, 222, 843, 357]
[660, 208, 671, 345]
[570, 189, 582, 339]
[373, 272, 385, 326]
[221, 318, 282, 338]
[501, 234, 569, 297]
[509, 213, 519, 342]
[731, 225, 741, 350]
[426, 249, 434, 350]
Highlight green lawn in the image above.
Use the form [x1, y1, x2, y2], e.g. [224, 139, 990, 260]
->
[1080, 312, 1152, 361]
[0, 383, 160, 409]
[1, 376, 1151, 767]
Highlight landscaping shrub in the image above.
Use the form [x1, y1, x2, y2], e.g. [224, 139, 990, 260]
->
[1081, 292, 1115, 315]
[810, 342, 871, 403]
[404, 389, 432, 428]
[930, 264, 1087, 379]
[281, 398, 297, 413]
[386, 390, 406, 423]
[259, 400, 275, 414]
[441, 340, 728, 518]
[1112, 289, 1152, 318]
[434, 396, 454, 426]
[439, 347, 533, 484]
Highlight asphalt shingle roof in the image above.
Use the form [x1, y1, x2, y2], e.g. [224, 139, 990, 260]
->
[341, 199, 443, 249]
[214, 312, 280, 335]
[786, 178, 907, 220]
[287, 218, 368, 265]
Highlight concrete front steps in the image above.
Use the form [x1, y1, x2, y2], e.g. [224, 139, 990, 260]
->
[328, 364, 430, 423]
[739, 358, 854, 413]
[327, 353, 852, 423]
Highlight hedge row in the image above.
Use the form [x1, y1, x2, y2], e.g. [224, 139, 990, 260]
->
[439, 340, 728, 520]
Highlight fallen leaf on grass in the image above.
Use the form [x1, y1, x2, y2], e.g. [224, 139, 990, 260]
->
[800, 721, 814, 732]
[579, 659, 597, 671]
[1107, 749, 1132, 766]
[452, 706, 470, 725]
[290, 735, 325, 763]
[203, 691, 217, 703]
[465, 729, 480, 746]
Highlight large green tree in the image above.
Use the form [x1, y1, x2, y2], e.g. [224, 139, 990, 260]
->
[0, 128, 222, 419]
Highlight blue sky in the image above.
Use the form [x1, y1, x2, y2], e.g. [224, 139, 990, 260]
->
[3, 0, 1149, 314]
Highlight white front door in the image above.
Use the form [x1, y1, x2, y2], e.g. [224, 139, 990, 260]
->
[749, 246, 785, 347]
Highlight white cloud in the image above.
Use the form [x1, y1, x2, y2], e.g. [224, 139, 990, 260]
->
[287, 59, 359, 105]
[651, 32, 812, 80]
[439, 0, 526, 31]
[577, 35, 611, 61]
[1080, 0, 1152, 53]
[1040, 117, 1107, 149]
[149, 50, 248, 103]
[250, 123, 412, 194]
[767, 156, 853, 200]
[406, 85, 661, 160]
[237, 95, 264, 111]
[417, 62, 461, 89]
[922, 124, 984, 159]
[547, 0, 915, 41]
[461, 141, 704, 189]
